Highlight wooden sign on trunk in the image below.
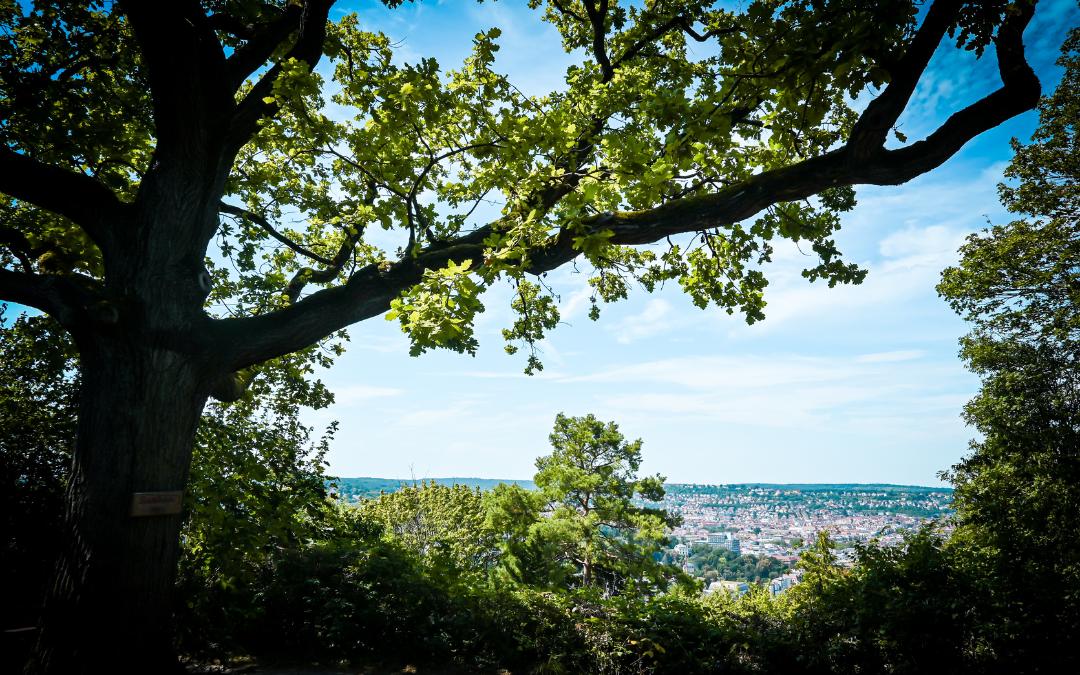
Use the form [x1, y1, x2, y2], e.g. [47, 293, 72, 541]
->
[130, 491, 183, 517]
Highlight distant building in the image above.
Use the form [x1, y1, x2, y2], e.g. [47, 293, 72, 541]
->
[707, 580, 750, 598]
[768, 570, 803, 597]
[673, 543, 689, 556]
[705, 532, 741, 555]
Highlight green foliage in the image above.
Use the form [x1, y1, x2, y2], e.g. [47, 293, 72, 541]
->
[774, 529, 984, 674]
[177, 395, 338, 651]
[357, 481, 499, 584]
[0, 309, 77, 634]
[385, 259, 485, 357]
[0, 1, 149, 279]
[152, 0, 977, 372]
[0, 2, 1069, 671]
[528, 413, 682, 594]
[934, 26, 1080, 671]
[681, 544, 790, 584]
[502, 278, 561, 374]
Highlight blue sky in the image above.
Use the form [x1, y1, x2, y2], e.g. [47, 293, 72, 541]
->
[299, 0, 1078, 486]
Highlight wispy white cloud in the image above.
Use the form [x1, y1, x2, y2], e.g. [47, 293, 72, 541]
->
[397, 400, 475, 427]
[742, 164, 1005, 332]
[558, 283, 594, 321]
[854, 350, 925, 363]
[553, 350, 971, 438]
[333, 384, 405, 406]
[612, 298, 674, 344]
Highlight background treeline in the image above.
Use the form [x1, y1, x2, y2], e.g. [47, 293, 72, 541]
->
[672, 544, 791, 584]
[3, 23, 1078, 675]
[334, 476, 537, 502]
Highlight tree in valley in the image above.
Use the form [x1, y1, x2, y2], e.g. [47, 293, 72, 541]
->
[359, 481, 500, 582]
[515, 413, 679, 593]
[937, 24, 1080, 667]
[0, 0, 1046, 670]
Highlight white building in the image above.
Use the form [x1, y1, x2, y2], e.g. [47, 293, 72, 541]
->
[768, 571, 804, 597]
[706, 580, 750, 598]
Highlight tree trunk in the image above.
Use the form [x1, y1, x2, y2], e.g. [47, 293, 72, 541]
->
[27, 338, 209, 674]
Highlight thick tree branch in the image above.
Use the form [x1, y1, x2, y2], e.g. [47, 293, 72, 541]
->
[848, 0, 962, 157]
[0, 147, 128, 250]
[210, 0, 1041, 372]
[0, 268, 106, 329]
[222, 5, 306, 90]
[0, 268, 55, 313]
[121, 0, 230, 154]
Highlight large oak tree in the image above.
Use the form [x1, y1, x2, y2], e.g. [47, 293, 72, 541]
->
[0, 0, 1043, 671]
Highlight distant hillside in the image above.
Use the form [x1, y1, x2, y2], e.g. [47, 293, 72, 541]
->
[333, 476, 536, 501]
[332, 477, 950, 501]
[680, 483, 953, 492]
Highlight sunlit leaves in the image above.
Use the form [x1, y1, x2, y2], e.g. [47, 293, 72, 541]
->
[359, 482, 500, 582]
[213, 1, 925, 372]
[386, 259, 485, 356]
[0, 1, 982, 373]
[939, 28, 1080, 349]
[502, 279, 560, 374]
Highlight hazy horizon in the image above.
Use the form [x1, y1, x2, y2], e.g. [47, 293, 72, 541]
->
[335, 475, 953, 491]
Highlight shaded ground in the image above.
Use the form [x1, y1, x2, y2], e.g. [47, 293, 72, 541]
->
[186, 660, 510, 675]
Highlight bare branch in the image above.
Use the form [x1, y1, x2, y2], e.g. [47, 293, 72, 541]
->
[219, 202, 334, 266]
[681, 20, 737, 43]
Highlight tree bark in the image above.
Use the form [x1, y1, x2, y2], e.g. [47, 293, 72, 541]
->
[23, 338, 206, 673]
[27, 338, 208, 674]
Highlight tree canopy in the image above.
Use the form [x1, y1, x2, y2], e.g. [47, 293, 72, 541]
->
[937, 24, 1080, 663]
[0, 0, 1042, 377]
